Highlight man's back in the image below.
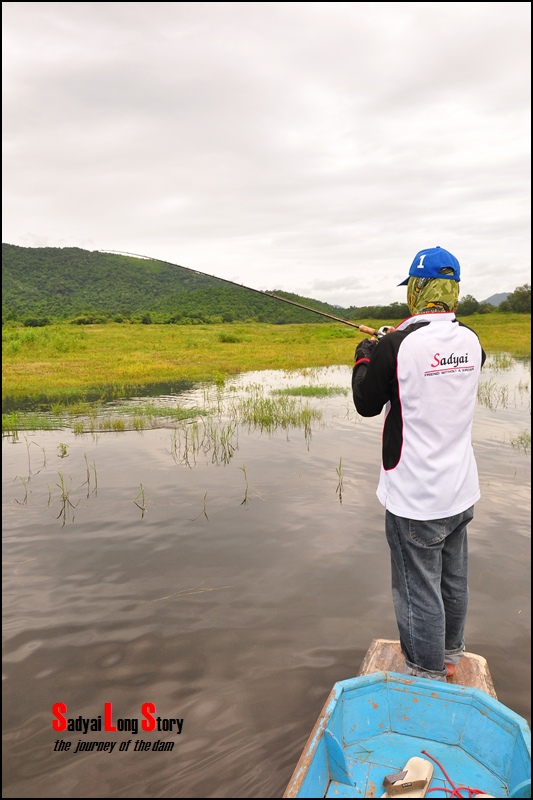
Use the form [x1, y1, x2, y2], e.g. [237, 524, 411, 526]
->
[353, 311, 485, 519]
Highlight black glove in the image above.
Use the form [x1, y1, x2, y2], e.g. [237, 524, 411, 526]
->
[354, 338, 378, 363]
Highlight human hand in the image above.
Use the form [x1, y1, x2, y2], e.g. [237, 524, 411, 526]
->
[377, 326, 395, 337]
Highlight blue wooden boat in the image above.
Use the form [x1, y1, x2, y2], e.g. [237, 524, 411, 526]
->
[283, 643, 531, 799]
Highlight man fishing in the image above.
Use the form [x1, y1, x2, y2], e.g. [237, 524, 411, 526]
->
[352, 246, 486, 682]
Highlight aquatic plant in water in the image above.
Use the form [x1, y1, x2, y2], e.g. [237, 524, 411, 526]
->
[477, 379, 510, 411]
[510, 430, 531, 453]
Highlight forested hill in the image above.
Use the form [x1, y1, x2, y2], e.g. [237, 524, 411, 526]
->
[3, 243, 528, 325]
[1, 243, 359, 324]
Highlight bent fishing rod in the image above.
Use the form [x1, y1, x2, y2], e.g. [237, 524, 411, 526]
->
[99, 250, 391, 338]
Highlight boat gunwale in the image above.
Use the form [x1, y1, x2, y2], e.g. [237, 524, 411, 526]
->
[282, 670, 531, 798]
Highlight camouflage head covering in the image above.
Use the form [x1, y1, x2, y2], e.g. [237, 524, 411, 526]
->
[407, 276, 459, 316]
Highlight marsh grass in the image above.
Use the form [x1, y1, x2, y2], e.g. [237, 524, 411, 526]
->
[218, 333, 245, 344]
[51, 400, 95, 417]
[2, 412, 66, 437]
[2, 402, 207, 437]
[3, 315, 529, 406]
[485, 353, 515, 371]
[168, 418, 238, 467]
[164, 384, 322, 465]
[2, 325, 88, 357]
[4, 361, 529, 529]
[476, 376, 531, 418]
[272, 386, 349, 398]
[230, 394, 321, 450]
[3, 347, 528, 489]
[510, 431, 531, 453]
[477, 379, 510, 410]
[516, 379, 530, 399]
[229, 385, 322, 433]
[79, 403, 206, 433]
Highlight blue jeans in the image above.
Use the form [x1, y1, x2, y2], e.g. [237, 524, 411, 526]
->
[385, 507, 473, 682]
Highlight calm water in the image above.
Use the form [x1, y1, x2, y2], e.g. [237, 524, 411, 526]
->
[2, 360, 531, 798]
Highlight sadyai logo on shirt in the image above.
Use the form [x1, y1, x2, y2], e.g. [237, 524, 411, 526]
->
[424, 352, 474, 375]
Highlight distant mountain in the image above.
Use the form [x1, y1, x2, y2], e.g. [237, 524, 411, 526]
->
[482, 292, 510, 306]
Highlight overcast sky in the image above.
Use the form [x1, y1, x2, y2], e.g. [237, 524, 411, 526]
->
[2, 2, 531, 307]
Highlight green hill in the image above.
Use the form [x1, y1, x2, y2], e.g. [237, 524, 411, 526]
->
[4, 243, 528, 325]
[1, 243, 357, 325]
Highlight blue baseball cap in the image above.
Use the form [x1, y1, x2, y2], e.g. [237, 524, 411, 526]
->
[398, 246, 461, 286]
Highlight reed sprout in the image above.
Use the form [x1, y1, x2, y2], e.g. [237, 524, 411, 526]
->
[192, 492, 209, 521]
[82, 453, 98, 497]
[240, 465, 249, 505]
[134, 484, 146, 517]
[336, 458, 344, 504]
[55, 470, 79, 526]
[22, 437, 47, 478]
[14, 475, 28, 505]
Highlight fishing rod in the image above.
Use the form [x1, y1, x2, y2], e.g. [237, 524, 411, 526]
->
[99, 249, 390, 338]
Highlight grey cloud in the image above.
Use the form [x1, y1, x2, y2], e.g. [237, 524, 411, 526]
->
[2, 2, 530, 307]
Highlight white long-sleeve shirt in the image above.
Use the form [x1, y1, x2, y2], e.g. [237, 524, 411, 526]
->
[352, 312, 486, 520]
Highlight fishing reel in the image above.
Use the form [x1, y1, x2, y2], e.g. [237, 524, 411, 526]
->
[376, 325, 395, 338]
[357, 324, 395, 340]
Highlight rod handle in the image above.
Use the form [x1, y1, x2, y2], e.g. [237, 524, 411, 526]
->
[358, 324, 378, 336]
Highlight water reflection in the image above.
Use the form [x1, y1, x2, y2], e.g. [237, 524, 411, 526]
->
[2, 360, 530, 798]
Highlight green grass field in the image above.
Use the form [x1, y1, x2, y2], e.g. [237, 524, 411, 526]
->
[2, 314, 530, 406]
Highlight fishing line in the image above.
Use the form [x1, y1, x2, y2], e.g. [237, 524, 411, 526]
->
[99, 249, 384, 337]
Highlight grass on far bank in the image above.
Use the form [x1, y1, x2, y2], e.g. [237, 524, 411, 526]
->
[2, 313, 530, 407]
